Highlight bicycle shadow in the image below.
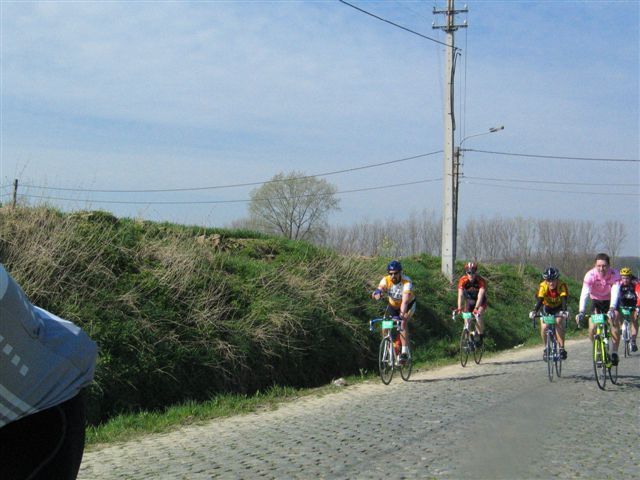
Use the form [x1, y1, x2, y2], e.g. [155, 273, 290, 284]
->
[562, 373, 640, 389]
[482, 359, 538, 366]
[409, 372, 507, 383]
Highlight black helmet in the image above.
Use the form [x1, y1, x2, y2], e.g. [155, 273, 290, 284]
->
[387, 260, 402, 272]
[542, 267, 560, 281]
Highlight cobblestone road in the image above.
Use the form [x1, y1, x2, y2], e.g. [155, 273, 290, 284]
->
[79, 338, 639, 479]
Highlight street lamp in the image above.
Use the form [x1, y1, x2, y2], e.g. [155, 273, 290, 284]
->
[452, 125, 504, 259]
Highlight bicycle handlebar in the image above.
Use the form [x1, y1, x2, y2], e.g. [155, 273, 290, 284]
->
[451, 310, 478, 322]
[369, 316, 403, 332]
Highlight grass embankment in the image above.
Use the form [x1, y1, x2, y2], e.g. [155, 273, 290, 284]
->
[0, 206, 583, 445]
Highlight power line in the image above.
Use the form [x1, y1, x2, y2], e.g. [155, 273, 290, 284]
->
[465, 176, 639, 187]
[464, 149, 639, 162]
[338, 0, 457, 50]
[463, 180, 640, 196]
[13, 178, 442, 206]
[19, 151, 442, 193]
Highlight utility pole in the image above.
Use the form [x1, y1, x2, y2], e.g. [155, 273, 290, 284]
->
[12, 179, 18, 208]
[433, 0, 467, 282]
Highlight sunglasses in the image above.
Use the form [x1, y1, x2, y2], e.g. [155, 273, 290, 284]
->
[388, 271, 401, 276]
[465, 271, 475, 275]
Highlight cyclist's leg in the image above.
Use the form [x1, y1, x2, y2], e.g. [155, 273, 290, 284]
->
[632, 310, 639, 349]
[555, 316, 565, 347]
[474, 303, 485, 335]
[540, 321, 547, 344]
[588, 303, 602, 342]
[400, 303, 416, 355]
[608, 309, 621, 353]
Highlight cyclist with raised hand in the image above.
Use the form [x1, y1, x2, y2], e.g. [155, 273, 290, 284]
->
[371, 260, 416, 364]
[529, 267, 569, 360]
[456, 261, 487, 347]
[576, 253, 622, 365]
[613, 267, 640, 352]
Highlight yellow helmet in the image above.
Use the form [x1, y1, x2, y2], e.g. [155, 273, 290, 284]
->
[620, 267, 632, 277]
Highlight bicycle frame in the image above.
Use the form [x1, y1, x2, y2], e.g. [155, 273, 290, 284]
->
[370, 316, 412, 384]
[539, 314, 562, 381]
[590, 313, 618, 389]
[453, 310, 483, 367]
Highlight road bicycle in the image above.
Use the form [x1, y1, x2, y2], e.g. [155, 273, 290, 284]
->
[589, 313, 618, 390]
[619, 306, 635, 357]
[370, 315, 412, 384]
[452, 310, 484, 367]
[533, 314, 564, 381]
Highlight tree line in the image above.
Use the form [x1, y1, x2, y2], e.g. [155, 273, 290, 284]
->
[318, 212, 628, 282]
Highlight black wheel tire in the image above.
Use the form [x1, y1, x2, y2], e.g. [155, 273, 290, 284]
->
[379, 337, 394, 385]
[459, 329, 469, 367]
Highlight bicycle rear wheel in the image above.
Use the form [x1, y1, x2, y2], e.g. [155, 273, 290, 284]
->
[459, 329, 470, 367]
[473, 333, 484, 364]
[593, 337, 606, 390]
[400, 344, 413, 381]
[555, 344, 562, 377]
[378, 337, 394, 385]
[546, 336, 554, 382]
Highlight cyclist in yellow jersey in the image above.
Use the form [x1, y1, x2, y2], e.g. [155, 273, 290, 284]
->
[372, 260, 416, 363]
[529, 267, 569, 359]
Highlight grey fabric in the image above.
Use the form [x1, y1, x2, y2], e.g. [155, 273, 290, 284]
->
[0, 264, 97, 428]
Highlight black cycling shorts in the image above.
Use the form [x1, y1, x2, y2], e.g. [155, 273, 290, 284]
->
[0, 392, 87, 480]
[591, 299, 610, 314]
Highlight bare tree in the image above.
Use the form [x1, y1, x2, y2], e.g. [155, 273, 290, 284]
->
[248, 171, 340, 240]
[602, 220, 626, 264]
[513, 217, 535, 266]
[460, 219, 482, 261]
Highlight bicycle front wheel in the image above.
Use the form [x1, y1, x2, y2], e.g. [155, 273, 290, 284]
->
[622, 322, 630, 358]
[546, 336, 554, 382]
[593, 337, 606, 390]
[459, 329, 470, 367]
[378, 337, 394, 385]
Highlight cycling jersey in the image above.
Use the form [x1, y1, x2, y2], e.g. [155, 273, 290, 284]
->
[458, 275, 487, 303]
[378, 274, 415, 310]
[579, 267, 620, 312]
[535, 281, 568, 309]
[615, 281, 640, 308]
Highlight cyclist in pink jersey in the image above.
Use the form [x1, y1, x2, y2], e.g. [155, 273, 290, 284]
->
[577, 253, 622, 365]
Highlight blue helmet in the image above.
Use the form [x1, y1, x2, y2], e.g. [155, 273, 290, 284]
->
[387, 260, 402, 272]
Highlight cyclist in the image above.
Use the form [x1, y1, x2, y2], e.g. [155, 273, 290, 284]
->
[612, 267, 640, 352]
[528, 267, 569, 359]
[576, 253, 622, 365]
[371, 260, 416, 363]
[0, 264, 97, 480]
[456, 261, 487, 347]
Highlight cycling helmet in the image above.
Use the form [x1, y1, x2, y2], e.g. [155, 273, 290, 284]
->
[464, 261, 477, 274]
[542, 266, 560, 281]
[620, 267, 632, 277]
[387, 260, 402, 272]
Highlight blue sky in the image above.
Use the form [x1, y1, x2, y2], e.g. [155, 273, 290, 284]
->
[1, 1, 638, 255]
